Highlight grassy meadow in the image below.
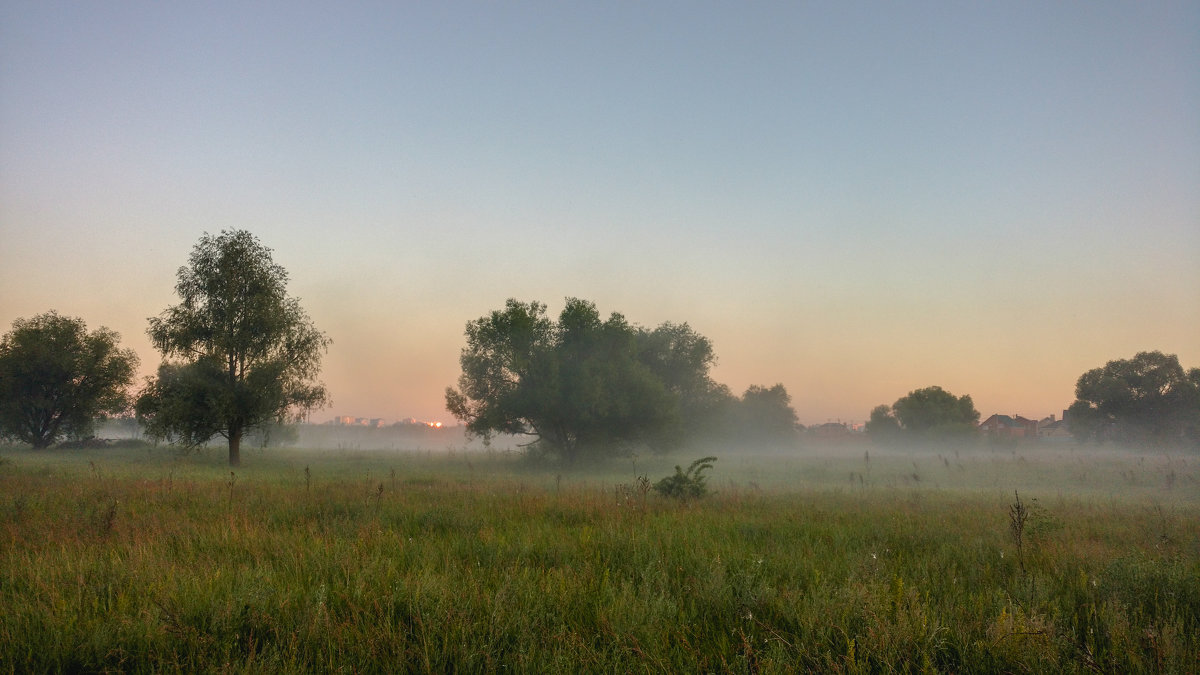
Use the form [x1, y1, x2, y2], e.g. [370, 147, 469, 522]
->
[1, 440, 1197, 673]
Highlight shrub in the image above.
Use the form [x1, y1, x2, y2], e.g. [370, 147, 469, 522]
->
[654, 456, 716, 500]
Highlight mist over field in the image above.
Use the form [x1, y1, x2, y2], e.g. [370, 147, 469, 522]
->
[76, 417, 1200, 506]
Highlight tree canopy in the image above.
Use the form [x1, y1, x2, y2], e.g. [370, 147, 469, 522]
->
[0, 312, 138, 448]
[865, 404, 902, 441]
[635, 321, 733, 445]
[1067, 351, 1200, 447]
[446, 298, 802, 461]
[136, 230, 330, 466]
[866, 386, 979, 444]
[446, 298, 679, 462]
[726, 384, 801, 446]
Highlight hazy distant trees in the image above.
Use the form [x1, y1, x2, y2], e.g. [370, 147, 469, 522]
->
[1067, 351, 1200, 447]
[0, 312, 138, 448]
[865, 404, 902, 441]
[726, 384, 801, 446]
[866, 386, 980, 444]
[135, 230, 330, 466]
[446, 298, 799, 462]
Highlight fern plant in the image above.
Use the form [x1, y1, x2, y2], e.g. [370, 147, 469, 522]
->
[654, 456, 717, 500]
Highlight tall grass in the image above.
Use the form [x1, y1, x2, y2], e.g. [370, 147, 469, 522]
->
[1, 444, 1197, 672]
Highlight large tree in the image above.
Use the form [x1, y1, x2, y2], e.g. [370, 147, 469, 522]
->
[136, 230, 330, 466]
[1067, 351, 1200, 446]
[0, 312, 138, 448]
[446, 298, 692, 462]
[867, 385, 979, 444]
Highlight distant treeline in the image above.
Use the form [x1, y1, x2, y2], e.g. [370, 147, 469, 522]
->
[2, 230, 1197, 463]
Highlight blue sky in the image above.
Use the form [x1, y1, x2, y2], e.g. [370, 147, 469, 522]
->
[2, 2, 1197, 425]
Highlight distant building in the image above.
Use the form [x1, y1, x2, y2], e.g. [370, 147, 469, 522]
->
[1037, 413, 1071, 438]
[979, 414, 1039, 438]
[329, 416, 377, 426]
[326, 415, 445, 429]
[813, 422, 851, 438]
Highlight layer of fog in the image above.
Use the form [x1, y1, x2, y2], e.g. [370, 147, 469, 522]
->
[85, 419, 1195, 505]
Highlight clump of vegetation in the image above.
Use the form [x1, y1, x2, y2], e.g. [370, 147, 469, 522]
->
[55, 437, 153, 450]
[1067, 350, 1200, 447]
[654, 456, 716, 500]
[445, 298, 800, 463]
[615, 474, 652, 508]
[56, 437, 113, 450]
[0, 312, 139, 449]
[1009, 491, 1030, 574]
[866, 385, 981, 446]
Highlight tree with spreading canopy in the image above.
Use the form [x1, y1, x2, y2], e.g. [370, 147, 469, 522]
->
[447, 298, 738, 462]
[0, 312, 139, 448]
[446, 298, 802, 460]
[867, 385, 979, 444]
[1067, 351, 1200, 447]
[135, 230, 330, 466]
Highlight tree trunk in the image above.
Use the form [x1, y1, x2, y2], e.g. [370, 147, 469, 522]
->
[30, 417, 55, 449]
[228, 426, 242, 467]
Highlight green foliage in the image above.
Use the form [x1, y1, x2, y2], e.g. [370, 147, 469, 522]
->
[1009, 491, 1029, 574]
[635, 322, 732, 444]
[447, 299, 710, 462]
[245, 421, 300, 448]
[653, 456, 717, 500]
[865, 404, 901, 440]
[136, 360, 226, 449]
[1068, 351, 1200, 447]
[0, 312, 138, 448]
[137, 230, 330, 465]
[731, 384, 801, 445]
[446, 299, 801, 461]
[893, 386, 980, 432]
[867, 386, 980, 445]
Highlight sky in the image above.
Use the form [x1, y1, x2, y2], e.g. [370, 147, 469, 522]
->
[2, 2, 1198, 427]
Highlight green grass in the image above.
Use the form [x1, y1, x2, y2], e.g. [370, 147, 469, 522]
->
[1, 443, 1197, 673]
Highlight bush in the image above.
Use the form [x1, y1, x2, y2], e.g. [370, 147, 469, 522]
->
[654, 456, 717, 500]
